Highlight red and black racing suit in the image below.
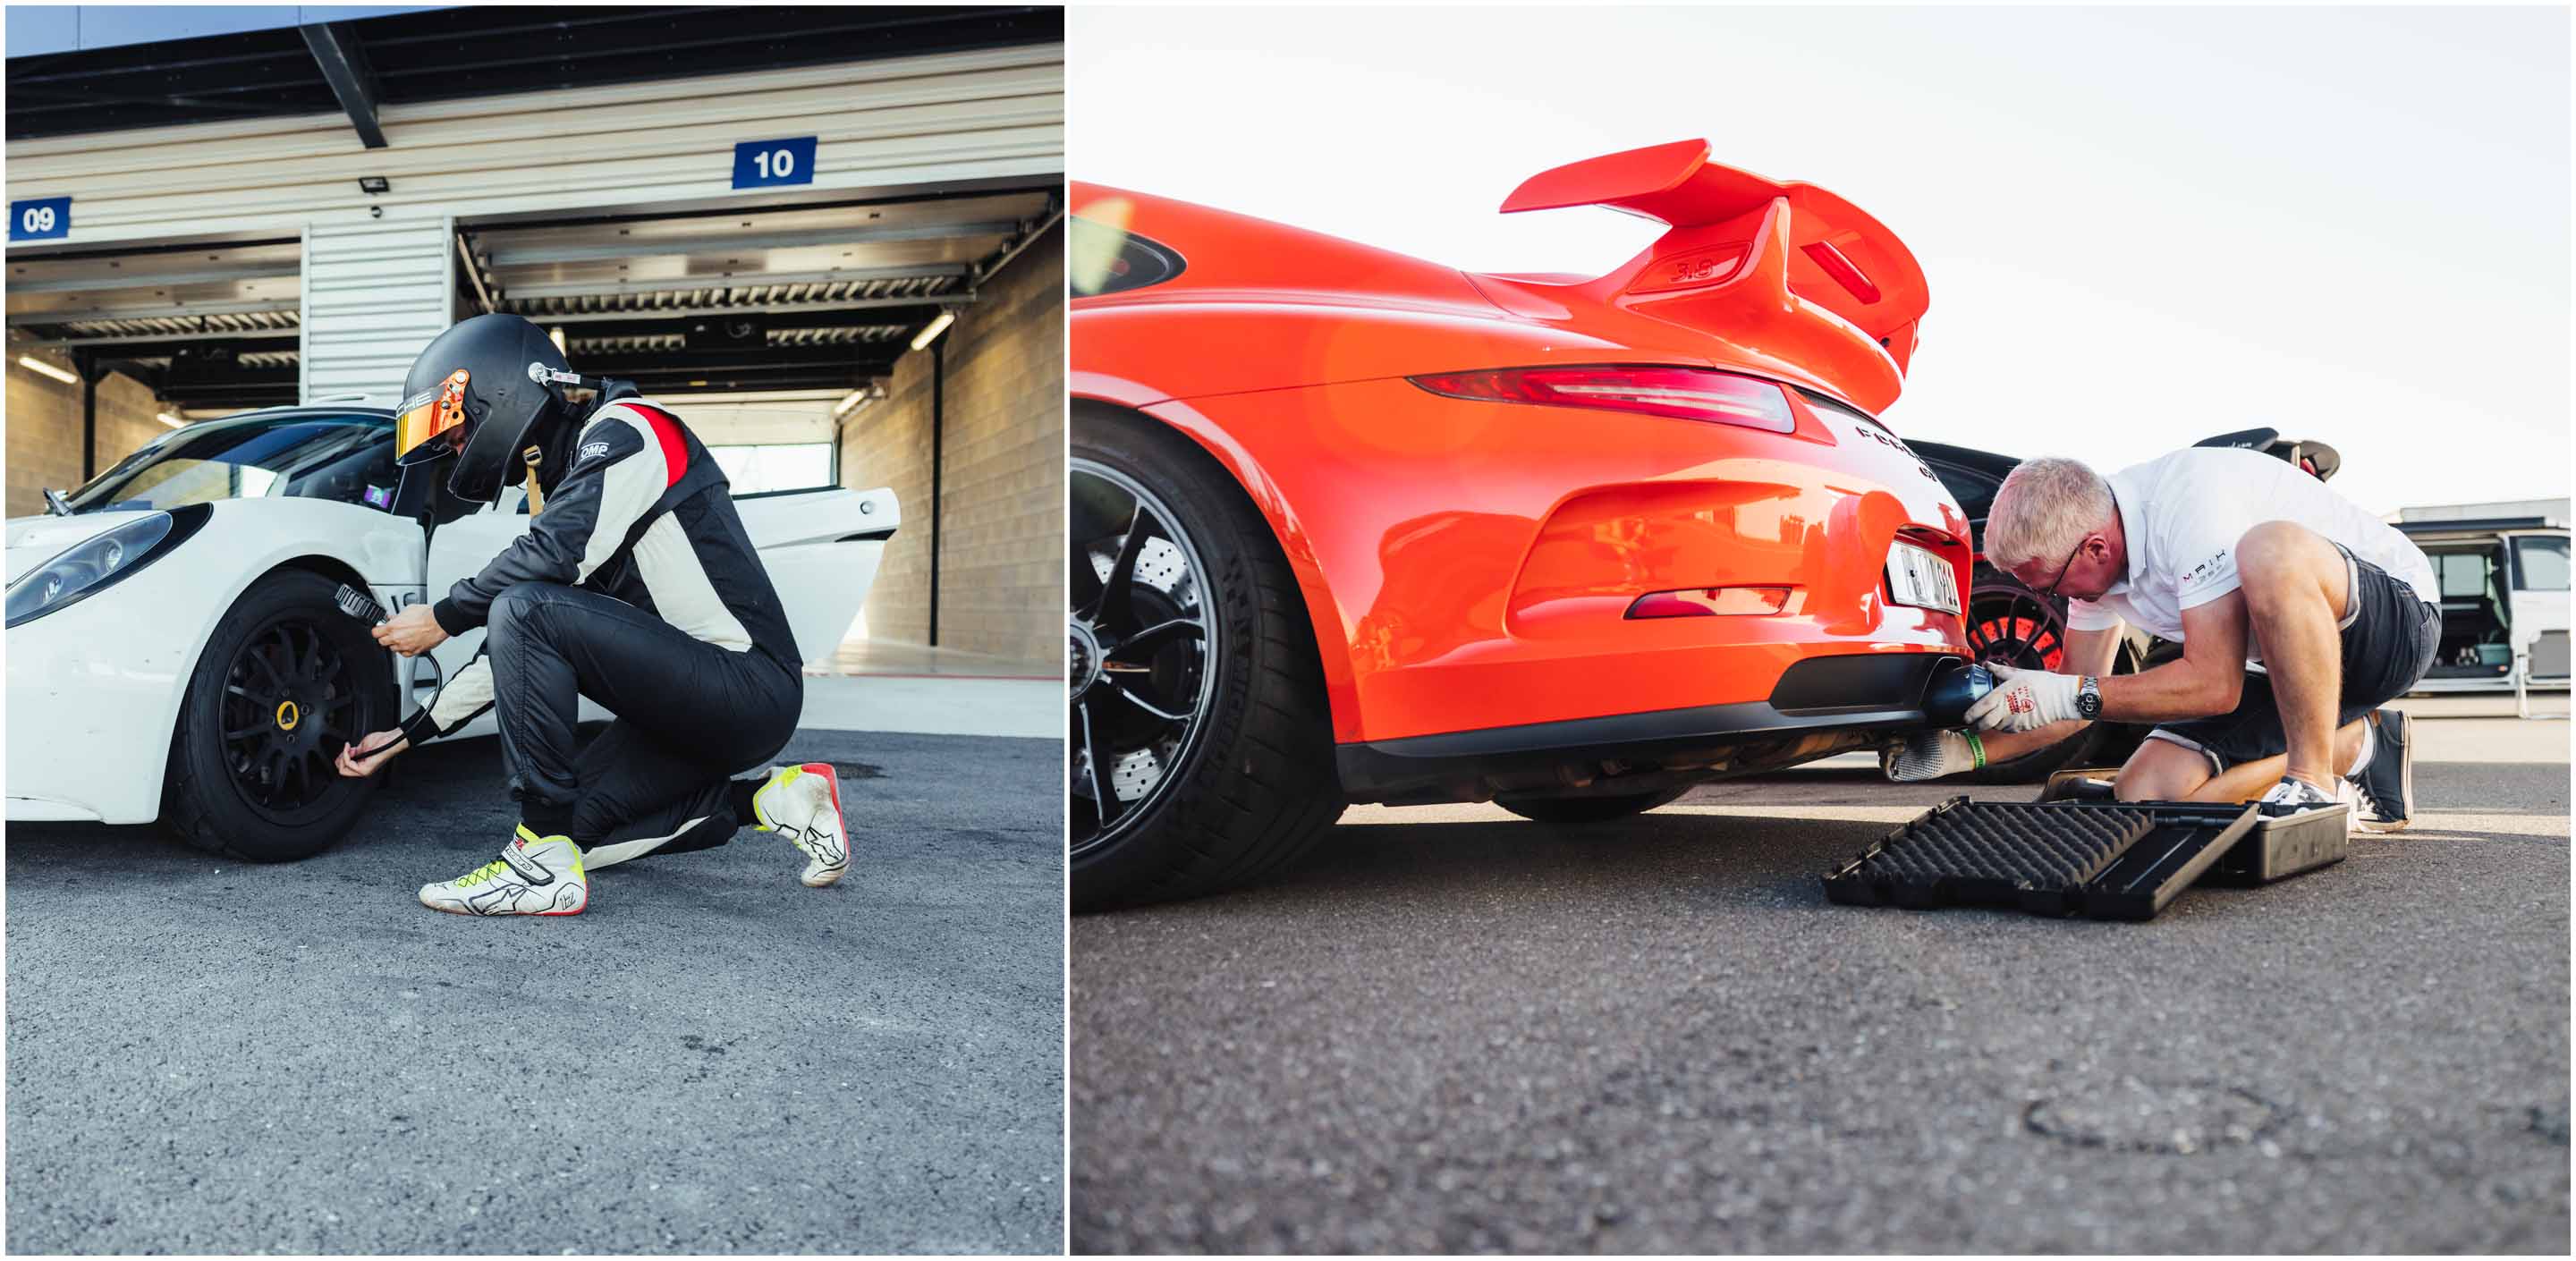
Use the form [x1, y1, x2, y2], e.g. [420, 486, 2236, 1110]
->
[394, 397, 803, 854]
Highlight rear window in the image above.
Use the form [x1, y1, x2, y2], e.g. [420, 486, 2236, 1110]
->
[2515, 536, 2569, 591]
[1070, 215, 1184, 296]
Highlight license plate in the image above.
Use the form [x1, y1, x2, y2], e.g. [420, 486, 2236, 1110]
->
[1885, 541, 1960, 615]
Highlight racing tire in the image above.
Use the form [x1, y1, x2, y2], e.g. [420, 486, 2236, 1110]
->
[1494, 787, 1692, 824]
[164, 569, 395, 862]
[1070, 405, 1345, 911]
[1957, 568, 2148, 784]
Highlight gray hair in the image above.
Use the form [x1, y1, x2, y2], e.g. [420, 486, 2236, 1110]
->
[1984, 456, 2115, 571]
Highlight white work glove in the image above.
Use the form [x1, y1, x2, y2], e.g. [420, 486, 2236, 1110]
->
[1963, 663, 2084, 734]
[1881, 729, 1987, 783]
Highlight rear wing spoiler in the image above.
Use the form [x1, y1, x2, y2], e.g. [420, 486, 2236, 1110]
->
[2191, 427, 2341, 482]
[1497, 140, 1930, 411]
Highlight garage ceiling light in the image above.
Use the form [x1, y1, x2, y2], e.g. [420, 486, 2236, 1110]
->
[156, 412, 185, 428]
[17, 355, 77, 385]
[834, 387, 879, 419]
[549, 326, 566, 354]
[909, 310, 955, 351]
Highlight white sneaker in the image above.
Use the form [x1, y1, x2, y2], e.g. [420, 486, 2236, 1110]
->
[419, 825, 588, 916]
[751, 763, 850, 887]
[2258, 775, 2340, 814]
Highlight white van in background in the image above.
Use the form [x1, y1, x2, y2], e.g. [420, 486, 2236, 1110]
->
[2390, 508, 2569, 702]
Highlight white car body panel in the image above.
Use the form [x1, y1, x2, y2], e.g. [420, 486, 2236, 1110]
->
[6, 498, 424, 824]
[9, 477, 894, 824]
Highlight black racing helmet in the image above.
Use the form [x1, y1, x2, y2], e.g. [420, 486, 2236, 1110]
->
[395, 313, 577, 504]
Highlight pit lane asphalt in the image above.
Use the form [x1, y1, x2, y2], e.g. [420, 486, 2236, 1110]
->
[6, 727, 1063, 1255]
[1072, 719, 2572, 1253]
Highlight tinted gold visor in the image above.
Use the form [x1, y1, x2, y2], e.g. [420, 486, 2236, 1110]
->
[395, 368, 470, 462]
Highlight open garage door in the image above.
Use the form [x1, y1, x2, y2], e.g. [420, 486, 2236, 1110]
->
[458, 185, 1056, 399]
[5, 235, 304, 413]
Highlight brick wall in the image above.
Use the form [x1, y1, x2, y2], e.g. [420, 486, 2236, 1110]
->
[5, 349, 176, 517]
[839, 222, 1063, 665]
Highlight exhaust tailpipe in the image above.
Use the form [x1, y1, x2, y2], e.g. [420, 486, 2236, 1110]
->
[1920, 658, 1994, 728]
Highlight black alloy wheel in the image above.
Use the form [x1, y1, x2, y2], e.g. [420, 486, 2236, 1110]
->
[219, 617, 364, 813]
[1068, 404, 1345, 910]
[1070, 461, 1218, 856]
[165, 569, 394, 861]
[1966, 577, 2069, 672]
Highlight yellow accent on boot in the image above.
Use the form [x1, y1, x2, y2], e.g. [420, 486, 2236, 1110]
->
[750, 766, 802, 833]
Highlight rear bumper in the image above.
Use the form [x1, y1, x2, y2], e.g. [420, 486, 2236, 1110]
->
[1337, 650, 1961, 804]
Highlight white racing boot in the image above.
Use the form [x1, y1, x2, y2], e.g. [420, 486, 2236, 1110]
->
[751, 763, 850, 887]
[419, 825, 589, 916]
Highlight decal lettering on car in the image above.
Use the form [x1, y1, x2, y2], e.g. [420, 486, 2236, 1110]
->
[1849, 422, 1940, 482]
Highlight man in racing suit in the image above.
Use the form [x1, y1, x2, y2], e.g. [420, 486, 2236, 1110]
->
[337, 313, 849, 916]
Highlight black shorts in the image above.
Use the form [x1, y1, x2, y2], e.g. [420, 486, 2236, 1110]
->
[2144, 544, 2438, 774]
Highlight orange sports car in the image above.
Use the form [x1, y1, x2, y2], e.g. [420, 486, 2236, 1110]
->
[1070, 140, 1973, 910]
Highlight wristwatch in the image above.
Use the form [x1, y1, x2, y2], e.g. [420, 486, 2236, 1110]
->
[2075, 675, 2103, 720]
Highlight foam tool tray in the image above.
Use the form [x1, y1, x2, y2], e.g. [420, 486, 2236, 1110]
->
[1822, 797, 2261, 921]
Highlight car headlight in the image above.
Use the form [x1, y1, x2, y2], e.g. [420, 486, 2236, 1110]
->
[4, 504, 208, 629]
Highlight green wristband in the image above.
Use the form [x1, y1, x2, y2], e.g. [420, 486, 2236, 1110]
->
[1964, 730, 1987, 770]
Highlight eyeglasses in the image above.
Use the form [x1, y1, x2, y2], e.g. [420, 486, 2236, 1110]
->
[2037, 537, 2089, 603]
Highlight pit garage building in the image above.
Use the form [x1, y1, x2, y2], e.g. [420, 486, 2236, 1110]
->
[4, 5, 1063, 670]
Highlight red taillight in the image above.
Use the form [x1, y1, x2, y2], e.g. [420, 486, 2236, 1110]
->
[1626, 587, 1797, 619]
[1408, 365, 1796, 433]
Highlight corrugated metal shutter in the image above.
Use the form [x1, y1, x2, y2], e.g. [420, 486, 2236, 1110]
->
[301, 216, 452, 403]
[1, 46, 1063, 248]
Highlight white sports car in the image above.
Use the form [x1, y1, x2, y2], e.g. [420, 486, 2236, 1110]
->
[5, 402, 894, 859]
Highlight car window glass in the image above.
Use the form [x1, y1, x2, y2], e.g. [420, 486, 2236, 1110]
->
[2514, 536, 2570, 591]
[2430, 548, 2499, 599]
[63, 413, 399, 514]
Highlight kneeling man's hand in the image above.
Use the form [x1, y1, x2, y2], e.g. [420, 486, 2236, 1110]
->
[1882, 730, 1983, 782]
[1964, 663, 2082, 733]
[372, 604, 448, 657]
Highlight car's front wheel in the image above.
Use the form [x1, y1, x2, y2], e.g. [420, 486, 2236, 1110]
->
[1070, 406, 1344, 911]
[164, 569, 395, 861]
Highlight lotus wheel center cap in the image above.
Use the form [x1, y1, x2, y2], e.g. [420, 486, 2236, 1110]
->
[1070, 622, 1103, 698]
[275, 700, 301, 732]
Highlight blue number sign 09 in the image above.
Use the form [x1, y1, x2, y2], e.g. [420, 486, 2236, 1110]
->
[11, 197, 71, 241]
[732, 138, 818, 190]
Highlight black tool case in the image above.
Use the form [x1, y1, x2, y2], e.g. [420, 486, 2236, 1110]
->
[1823, 795, 2278, 921]
[2200, 800, 2352, 885]
[2037, 766, 2353, 886]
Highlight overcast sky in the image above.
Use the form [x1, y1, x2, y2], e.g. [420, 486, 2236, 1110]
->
[1070, 4, 2571, 517]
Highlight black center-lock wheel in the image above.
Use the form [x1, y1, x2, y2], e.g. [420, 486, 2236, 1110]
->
[219, 619, 365, 811]
[1966, 576, 2070, 672]
[1068, 461, 1218, 857]
[164, 569, 394, 861]
[1069, 405, 1346, 910]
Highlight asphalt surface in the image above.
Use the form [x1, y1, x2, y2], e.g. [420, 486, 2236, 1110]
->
[1072, 722, 2572, 1252]
[8, 728, 1064, 1255]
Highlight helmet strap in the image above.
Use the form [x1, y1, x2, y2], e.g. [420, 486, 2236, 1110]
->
[521, 445, 546, 515]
